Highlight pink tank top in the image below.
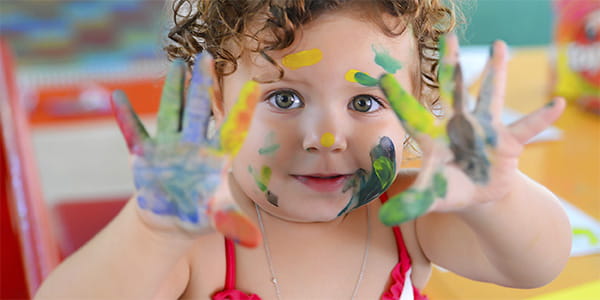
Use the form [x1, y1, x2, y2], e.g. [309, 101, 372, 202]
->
[213, 193, 428, 300]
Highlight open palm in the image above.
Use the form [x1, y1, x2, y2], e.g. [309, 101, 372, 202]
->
[378, 35, 565, 225]
[111, 53, 261, 247]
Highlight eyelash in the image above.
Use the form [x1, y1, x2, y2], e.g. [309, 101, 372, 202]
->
[264, 89, 386, 113]
[348, 94, 385, 113]
[265, 89, 304, 110]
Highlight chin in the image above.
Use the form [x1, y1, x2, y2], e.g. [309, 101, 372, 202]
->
[267, 197, 350, 223]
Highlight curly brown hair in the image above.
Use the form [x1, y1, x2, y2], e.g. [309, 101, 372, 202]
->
[165, 0, 458, 108]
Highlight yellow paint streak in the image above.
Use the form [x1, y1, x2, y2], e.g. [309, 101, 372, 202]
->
[345, 69, 360, 82]
[282, 48, 323, 70]
[220, 81, 260, 156]
[320, 132, 335, 148]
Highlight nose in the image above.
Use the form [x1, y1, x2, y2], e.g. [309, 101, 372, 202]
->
[302, 114, 348, 153]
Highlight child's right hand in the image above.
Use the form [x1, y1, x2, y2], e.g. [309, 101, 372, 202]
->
[111, 53, 261, 247]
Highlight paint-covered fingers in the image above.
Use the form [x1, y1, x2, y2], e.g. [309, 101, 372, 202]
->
[379, 142, 451, 225]
[438, 34, 460, 112]
[157, 59, 186, 143]
[508, 97, 566, 144]
[210, 170, 261, 248]
[479, 40, 509, 120]
[181, 53, 215, 145]
[379, 73, 446, 140]
[111, 90, 150, 156]
[216, 80, 261, 156]
[337, 136, 397, 215]
[446, 65, 492, 184]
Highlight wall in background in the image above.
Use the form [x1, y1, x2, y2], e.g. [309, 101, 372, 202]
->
[460, 0, 554, 46]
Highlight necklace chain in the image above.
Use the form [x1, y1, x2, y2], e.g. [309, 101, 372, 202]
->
[255, 204, 371, 300]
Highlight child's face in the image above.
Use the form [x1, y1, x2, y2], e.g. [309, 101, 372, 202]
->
[218, 11, 417, 222]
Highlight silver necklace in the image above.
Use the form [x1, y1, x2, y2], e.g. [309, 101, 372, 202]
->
[255, 204, 371, 300]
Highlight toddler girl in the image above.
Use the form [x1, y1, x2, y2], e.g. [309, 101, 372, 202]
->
[36, 1, 571, 299]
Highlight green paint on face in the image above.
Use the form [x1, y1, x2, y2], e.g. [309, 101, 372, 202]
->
[259, 144, 280, 155]
[337, 137, 396, 216]
[258, 132, 280, 155]
[372, 45, 402, 74]
[433, 171, 447, 198]
[260, 166, 271, 186]
[249, 165, 272, 192]
[373, 156, 395, 184]
[354, 72, 378, 87]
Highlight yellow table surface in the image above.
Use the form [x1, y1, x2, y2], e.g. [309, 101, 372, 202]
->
[421, 48, 600, 300]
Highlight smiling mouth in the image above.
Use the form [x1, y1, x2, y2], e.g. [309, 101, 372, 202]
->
[292, 174, 353, 193]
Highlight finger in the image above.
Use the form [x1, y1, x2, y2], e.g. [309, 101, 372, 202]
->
[210, 168, 261, 248]
[472, 58, 498, 147]
[337, 136, 397, 216]
[438, 34, 459, 113]
[181, 53, 214, 145]
[111, 90, 150, 156]
[451, 64, 466, 114]
[379, 73, 446, 140]
[379, 141, 450, 225]
[483, 40, 508, 121]
[157, 59, 186, 143]
[508, 97, 566, 144]
[473, 59, 494, 116]
[215, 80, 261, 156]
[446, 63, 492, 183]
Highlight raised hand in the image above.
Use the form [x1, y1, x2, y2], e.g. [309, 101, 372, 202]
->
[111, 53, 261, 247]
[378, 35, 565, 225]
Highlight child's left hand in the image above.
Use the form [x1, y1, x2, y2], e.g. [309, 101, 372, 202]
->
[379, 35, 565, 225]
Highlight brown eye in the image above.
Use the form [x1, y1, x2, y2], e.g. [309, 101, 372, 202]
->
[267, 90, 303, 109]
[350, 95, 381, 112]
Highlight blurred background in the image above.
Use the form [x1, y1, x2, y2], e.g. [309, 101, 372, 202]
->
[1, 0, 598, 299]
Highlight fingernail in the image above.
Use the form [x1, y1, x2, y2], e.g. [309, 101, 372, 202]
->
[489, 39, 503, 57]
[546, 99, 556, 108]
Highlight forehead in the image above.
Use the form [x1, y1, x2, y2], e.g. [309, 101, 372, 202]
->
[241, 11, 417, 82]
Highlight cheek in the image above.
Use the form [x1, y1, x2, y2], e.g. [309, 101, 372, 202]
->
[351, 116, 406, 167]
[231, 117, 292, 186]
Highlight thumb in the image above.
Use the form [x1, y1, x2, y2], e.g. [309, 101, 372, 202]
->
[508, 97, 566, 144]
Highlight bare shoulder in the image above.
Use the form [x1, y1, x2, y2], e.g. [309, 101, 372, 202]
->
[178, 232, 227, 299]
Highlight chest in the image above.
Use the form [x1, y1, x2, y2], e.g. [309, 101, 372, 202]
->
[184, 224, 418, 299]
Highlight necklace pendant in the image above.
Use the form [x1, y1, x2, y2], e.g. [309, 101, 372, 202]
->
[271, 277, 278, 285]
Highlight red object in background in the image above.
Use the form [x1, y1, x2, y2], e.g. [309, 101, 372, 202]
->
[53, 198, 127, 258]
[1, 39, 146, 298]
[1, 39, 61, 298]
[0, 126, 29, 300]
[30, 78, 162, 125]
